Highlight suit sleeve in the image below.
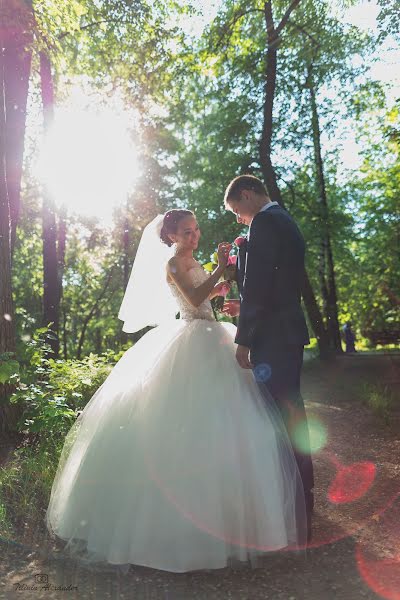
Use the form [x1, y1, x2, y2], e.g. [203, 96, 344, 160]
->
[234, 214, 280, 347]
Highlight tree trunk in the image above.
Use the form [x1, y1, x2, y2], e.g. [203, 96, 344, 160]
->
[307, 66, 342, 353]
[0, 31, 14, 350]
[40, 51, 61, 358]
[56, 205, 67, 358]
[0, 3, 26, 433]
[259, 1, 331, 357]
[3, 0, 33, 261]
[94, 326, 102, 354]
[57, 204, 67, 292]
[120, 214, 130, 346]
[62, 304, 68, 359]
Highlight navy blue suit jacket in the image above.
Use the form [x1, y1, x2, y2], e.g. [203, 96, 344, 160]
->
[235, 205, 310, 349]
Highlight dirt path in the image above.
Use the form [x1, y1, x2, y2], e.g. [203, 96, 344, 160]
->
[1, 353, 399, 600]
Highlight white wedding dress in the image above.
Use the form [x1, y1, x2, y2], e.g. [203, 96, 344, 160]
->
[45, 264, 307, 573]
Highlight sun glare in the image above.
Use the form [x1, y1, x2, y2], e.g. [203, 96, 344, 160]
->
[36, 89, 139, 227]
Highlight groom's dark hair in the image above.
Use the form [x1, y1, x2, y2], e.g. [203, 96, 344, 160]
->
[224, 175, 269, 207]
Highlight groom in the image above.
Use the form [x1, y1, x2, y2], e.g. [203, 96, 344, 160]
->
[222, 174, 314, 539]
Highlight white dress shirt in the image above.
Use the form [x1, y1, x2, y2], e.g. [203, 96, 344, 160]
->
[260, 201, 279, 212]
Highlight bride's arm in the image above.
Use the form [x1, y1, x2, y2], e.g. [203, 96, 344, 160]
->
[167, 243, 231, 308]
[167, 259, 224, 308]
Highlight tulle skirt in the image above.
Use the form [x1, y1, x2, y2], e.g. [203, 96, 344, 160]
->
[45, 318, 307, 573]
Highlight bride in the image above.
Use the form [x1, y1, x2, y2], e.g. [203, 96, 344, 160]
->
[45, 209, 307, 573]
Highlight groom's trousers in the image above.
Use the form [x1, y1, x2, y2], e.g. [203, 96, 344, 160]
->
[250, 340, 315, 520]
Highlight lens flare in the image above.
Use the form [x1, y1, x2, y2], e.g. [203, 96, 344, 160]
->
[293, 416, 327, 454]
[253, 363, 272, 383]
[356, 545, 400, 600]
[328, 460, 376, 504]
[355, 495, 400, 597]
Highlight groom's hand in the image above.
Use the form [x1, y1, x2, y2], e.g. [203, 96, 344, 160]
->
[236, 345, 253, 369]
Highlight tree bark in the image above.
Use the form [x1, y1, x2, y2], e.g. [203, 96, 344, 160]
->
[57, 203, 67, 348]
[0, 1, 30, 432]
[62, 304, 68, 359]
[57, 204, 67, 290]
[94, 326, 102, 354]
[307, 65, 342, 353]
[40, 51, 61, 358]
[0, 39, 14, 353]
[259, 1, 331, 356]
[3, 0, 33, 261]
[120, 213, 130, 346]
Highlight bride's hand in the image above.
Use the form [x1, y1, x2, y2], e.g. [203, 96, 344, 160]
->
[210, 281, 231, 300]
[221, 299, 240, 317]
[217, 242, 232, 269]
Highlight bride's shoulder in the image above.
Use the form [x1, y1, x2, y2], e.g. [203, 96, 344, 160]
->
[166, 255, 187, 279]
[167, 256, 198, 283]
[167, 255, 181, 272]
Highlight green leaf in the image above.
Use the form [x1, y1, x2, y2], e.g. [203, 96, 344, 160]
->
[0, 360, 20, 384]
[203, 262, 215, 272]
[35, 327, 50, 334]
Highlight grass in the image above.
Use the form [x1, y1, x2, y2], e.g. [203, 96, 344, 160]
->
[0, 441, 59, 541]
[360, 382, 395, 424]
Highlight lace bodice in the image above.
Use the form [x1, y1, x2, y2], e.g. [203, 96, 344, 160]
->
[168, 264, 215, 322]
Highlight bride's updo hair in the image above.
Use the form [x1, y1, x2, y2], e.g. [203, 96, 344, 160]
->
[160, 209, 195, 247]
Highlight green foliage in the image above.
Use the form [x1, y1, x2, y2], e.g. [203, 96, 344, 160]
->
[0, 443, 58, 536]
[30, 0, 187, 111]
[376, 0, 400, 41]
[0, 353, 20, 386]
[161, 0, 396, 343]
[341, 100, 400, 337]
[361, 382, 395, 424]
[0, 326, 53, 404]
[203, 262, 214, 273]
[12, 220, 44, 341]
[9, 325, 124, 442]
